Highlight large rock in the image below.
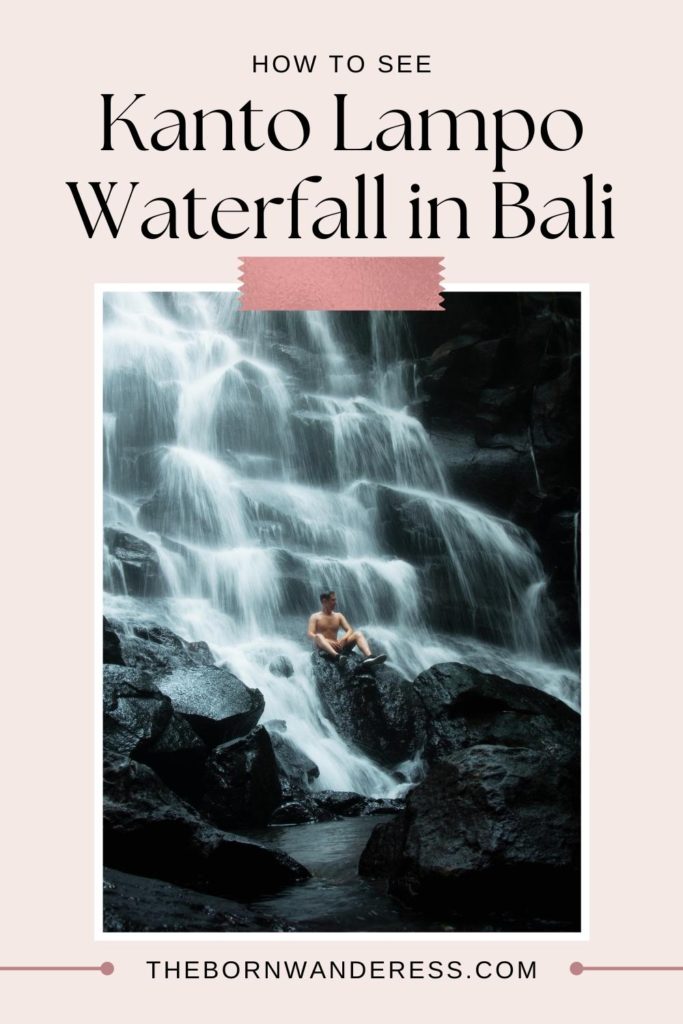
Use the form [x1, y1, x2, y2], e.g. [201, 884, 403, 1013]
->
[103, 666, 172, 759]
[360, 745, 580, 927]
[271, 791, 403, 825]
[103, 617, 124, 665]
[312, 653, 424, 768]
[142, 714, 208, 802]
[104, 756, 309, 898]
[267, 724, 320, 799]
[269, 655, 294, 678]
[118, 623, 214, 675]
[414, 662, 579, 765]
[359, 660, 581, 928]
[103, 868, 294, 932]
[103, 665, 207, 796]
[200, 727, 282, 829]
[156, 665, 264, 747]
[104, 529, 167, 596]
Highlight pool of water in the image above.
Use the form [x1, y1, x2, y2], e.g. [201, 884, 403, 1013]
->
[245, 815, 441, 932]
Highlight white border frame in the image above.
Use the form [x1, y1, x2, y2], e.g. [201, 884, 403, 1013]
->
[94, 282, 589, 943]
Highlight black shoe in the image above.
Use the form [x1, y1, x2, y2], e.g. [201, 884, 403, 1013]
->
[361, 654, 387, 669]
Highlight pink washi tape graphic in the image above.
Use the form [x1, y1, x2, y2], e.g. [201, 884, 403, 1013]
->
[239, 257, 444, 310]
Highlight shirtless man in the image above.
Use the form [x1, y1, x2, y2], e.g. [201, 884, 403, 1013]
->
[307, 590, 387, 669]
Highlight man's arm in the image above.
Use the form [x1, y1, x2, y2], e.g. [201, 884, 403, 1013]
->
[306, 613, 319, 641]
[339, 613, 353, 640]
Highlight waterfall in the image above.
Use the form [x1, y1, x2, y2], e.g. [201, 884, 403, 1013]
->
[103, 292, 579, 797]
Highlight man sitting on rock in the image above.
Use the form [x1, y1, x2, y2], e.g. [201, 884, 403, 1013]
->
[307, 590, 387, 669]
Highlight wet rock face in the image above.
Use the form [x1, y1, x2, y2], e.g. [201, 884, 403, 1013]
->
[267, 726, 320, 800]
[360, 746, 580, 927]
[103, 617, 124, 665]
[270, 792, 404, 825]
[141, 715, 208, 803]
[156, 666, 265, 747]
[311, 653, 425, 768]
[200, 727, 282, 829]
[352, 482, 448, 560]
[104, 529, 168, 596]
[103, 620, 333, 913]
[103, 664, 207, 796]
[358, 660, 581, 928]
[413, 662, 580, 765]
[269, 655, 295, 678]
[406, 295, 581, 647]
[103, 756, 309, 898]
[119, 624, 215, 675]
[103, 666, 173, 760]
[103, 868, 294, 933]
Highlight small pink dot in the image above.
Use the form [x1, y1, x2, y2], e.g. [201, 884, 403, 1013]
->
[100, 962, 115, 976]
[570, 962, 584, 976]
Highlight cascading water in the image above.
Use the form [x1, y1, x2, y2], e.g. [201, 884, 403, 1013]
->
[103, 292, 579, 799]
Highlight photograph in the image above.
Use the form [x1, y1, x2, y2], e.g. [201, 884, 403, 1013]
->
[101, 289, 582, 934]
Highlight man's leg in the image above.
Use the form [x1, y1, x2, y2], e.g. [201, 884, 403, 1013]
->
[343, 630, 371, 657]
[343, 630, 387, 669]
[313, 635, 342, 658]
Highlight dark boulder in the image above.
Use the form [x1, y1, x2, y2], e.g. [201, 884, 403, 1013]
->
[103, 868, 294, 932]
[142, 714, 208, 802]
[156, 665, 264, 747]
[270, 791, 403, 826]
[104, 529, 167, 596]
[200, 727, 282, 829]
[359, 660, 581, 928]
[118, 623, 214, 675]
[270, 800, 320, 825]
[104, 756, 309, 898]
[312, 653, 424, 768]
[360, 745, 580, 928]
[267, 725, 319, 799]
[413, 662, 579, 766]
[103, 666, 172, 759]
[103, 617, 124, 665]
[313, 791, 403, 818]
[103, 664, 207, 795]
[269, 655, 295, 678]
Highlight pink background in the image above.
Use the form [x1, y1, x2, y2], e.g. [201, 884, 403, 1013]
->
[3, 0, 682, 1019]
